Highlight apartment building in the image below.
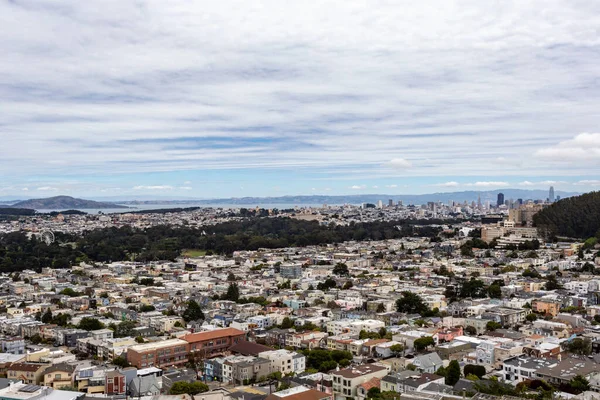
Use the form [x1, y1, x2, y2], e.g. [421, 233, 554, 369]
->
[258, 349, 306, 375]
[184, 327, 246, 358]
[331, 364, 388, 400]
[127, 338, 188, 369]
[531, 300, 560, 317]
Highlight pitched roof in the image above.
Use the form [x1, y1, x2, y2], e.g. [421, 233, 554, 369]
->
[359, 377, 381, 391]
[183, 328, 245, 343]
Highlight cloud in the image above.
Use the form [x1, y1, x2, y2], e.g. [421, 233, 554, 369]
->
[350, 185, 366, 190]
[535, 133, 600, 162]
[22, 188, 29, 191]
[183, 181, 192, 185]
[385, 184, 398, 188]
[435, 181, 460, 187]
[433, 181, 508, 188]
[133, 185, 173, 190]
[385, 159, 412, 169]
[179, 186, 193, 190]
[574, 180, 600, 186]
[1, 1, 600, 196]
[37, 186, 58, 191]
[518, 181, 534, 186]
[466, 181, 509, 187]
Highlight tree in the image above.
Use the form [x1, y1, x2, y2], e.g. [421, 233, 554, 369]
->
[376, 303, 386, 313]
[488, 284, 502, 299]
[562, 337, 592, 356]
[333, 263, 349, 276]
[279, 317, 294, 329]
[182, 300, 205, 322]
[112, 355, 129, 368]
[464, 364, 486, 379]
[139, 304, 155, 312]
[544, 275, 561, 291]
[526, 313, 538, 322]
[569, 375, 590, 394]
[486, 321, 502, 331]
[390, 344, 404, 355]
[225, 283, 240, 302]
[342, 281, 353, 290]
[465, 326, 477, 335]
[169, 381, 209, 395]
[446, 360, 461, 386]
[78, 317, 105, 331]
[227, 272, 236, 281]
[396, 291, 430, 315]
[41, 309, 53, 324]
[60, 288, 80, 297]
[367, 388, 381, 399]
[413, 336, 435, 352]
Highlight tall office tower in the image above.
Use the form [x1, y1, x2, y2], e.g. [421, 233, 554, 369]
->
[388, 199, 393, 207]
[397, 200, 403, 206]
[377, 200, 383, 209]
[549, 186, 555, 203]
[517, 198, 523, 205]
[477, 195, 482, 210]
[497, 193, 505, 207]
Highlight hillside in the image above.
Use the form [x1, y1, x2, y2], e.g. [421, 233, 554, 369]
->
[533, 191, 600, 239]
[11, 196, 128, 210]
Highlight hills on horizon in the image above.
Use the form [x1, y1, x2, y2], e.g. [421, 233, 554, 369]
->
[0, 189, 579, 210]
[0, 196, 128, 210]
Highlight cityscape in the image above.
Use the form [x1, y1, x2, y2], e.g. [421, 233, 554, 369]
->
[2, 2, 600, 400]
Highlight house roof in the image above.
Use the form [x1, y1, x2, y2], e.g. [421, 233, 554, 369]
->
[331, 364, 387, 379]
[229, 340, 273, 356]
[359, 377, 381, 391]
[183, 328, 245, 343]
[413, 352, 443, 369]
[8, 363, 48, 372]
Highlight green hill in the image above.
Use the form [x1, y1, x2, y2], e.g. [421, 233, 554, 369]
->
[533, 191, 600, 239]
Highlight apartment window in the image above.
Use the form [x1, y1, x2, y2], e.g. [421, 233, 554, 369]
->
[56, 374, 61, 380]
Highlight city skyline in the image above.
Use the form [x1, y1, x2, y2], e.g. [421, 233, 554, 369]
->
[2, 1, 600, 197]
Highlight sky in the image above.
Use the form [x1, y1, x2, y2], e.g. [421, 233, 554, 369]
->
[1, 0, 600, 199]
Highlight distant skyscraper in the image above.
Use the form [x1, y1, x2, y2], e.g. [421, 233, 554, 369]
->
[477, 195, 482, 210]
[549, 186, 555, 203]
[377, 200, 383, 209]
[388, 199, 393, 207]
[497, 193, 505, 207]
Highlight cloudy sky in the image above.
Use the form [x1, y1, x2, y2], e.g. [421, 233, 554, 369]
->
[2, 0, 600, 199]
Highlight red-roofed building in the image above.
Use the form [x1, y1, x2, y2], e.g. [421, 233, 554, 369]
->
[356, 377, 381, 400]
[183, 328, 246, 358]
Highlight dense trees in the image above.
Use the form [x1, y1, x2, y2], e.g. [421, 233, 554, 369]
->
[301, 349, 352, 372]
[78, 317, 104, 331]
[182, 300, 205, 322]
[169, 381, 209, 395]
[445, 360, 461, 386]
[464, 364, 486, 379]
[0, 217, 444, 272]
[395, 292, 430, 315]
[413, 336, 435, 352]
[533, 191, 600, 239]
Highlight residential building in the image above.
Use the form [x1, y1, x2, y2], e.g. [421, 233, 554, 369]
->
[331, 364, 388, 400]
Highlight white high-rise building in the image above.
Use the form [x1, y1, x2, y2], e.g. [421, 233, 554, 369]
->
[549, 186, 555, 203]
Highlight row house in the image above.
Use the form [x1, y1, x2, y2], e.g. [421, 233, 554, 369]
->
[258, 349, 306, 375]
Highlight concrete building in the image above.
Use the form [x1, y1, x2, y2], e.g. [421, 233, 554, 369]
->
[331, 364, 388, 400]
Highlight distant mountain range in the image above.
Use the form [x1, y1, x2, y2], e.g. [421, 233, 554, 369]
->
[0, 189, 579, 211]
[116, 189, 578, 206]
[1, 196, 128, 210]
